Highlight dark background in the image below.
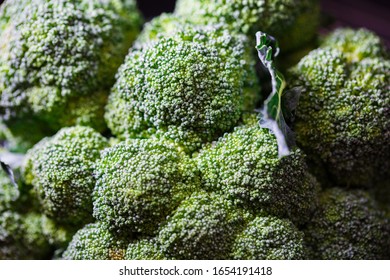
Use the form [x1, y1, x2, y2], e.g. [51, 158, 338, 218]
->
[0, 0, 389, 45]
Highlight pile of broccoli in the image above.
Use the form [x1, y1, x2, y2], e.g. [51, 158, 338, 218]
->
[1, 0, 389, 260]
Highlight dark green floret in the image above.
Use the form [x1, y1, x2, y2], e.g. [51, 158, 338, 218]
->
[93, 138, 199, 235]
[0, 211, 52, 259]
[289, 28, 390, 187]
[303, 188, 390, 260]
[156, 191, 246, 260]
[62, 222, 128, 260]
[231, 215, 306, 260]
[0, 0, 142, 151]
[196, 115, 319, 224]
[105, 24, 260, 153]
[23, 126, 109, 226]
[174, 0, 320, 52]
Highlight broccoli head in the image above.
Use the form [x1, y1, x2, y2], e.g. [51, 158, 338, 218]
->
[0, 0, 142, 151]
[23, 126, 109, 226]
[105, 24, 260, 153]
[93, 138, 199, 235]
[156, 191, 246, 260]
[231, 215, 306, 260]
[196, 114, 319, 224]
[0, 211, 52, 259]
[288, 28, 390, 187]
[63, 222, 129, 260]
[174, 0, 320, 52]
[125, 238, 167, 260]
[303, 188, 390, 260]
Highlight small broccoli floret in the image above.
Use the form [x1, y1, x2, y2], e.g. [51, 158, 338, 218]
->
[62, 222, 129, 260]
[23, 126, 109, 226]
[174, 0, 320, 52]
[304, 188, 390, 260]
[231, 215, 306, 260]
[0, 170, 18, 213]
[289, 28, 390, 187]
[156, 191, 246, 260]
[196, 115, 319, 224]
[93, 138, 199, 235]
[0, 0, 142, 151]
[105, 24, 260, 153]
[0, 211, 52, 259]
[125, 238, 167, 260]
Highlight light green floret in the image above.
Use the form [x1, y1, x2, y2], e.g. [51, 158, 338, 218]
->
[304, 188, 390, 260]
[62, 222, 129, 260]
[125, 239, 167, 260]
[156, 191, 247, 260]
[196, 115, 319, 224]
[134, 14, 261, 114]
[231, 215, 306, 260]
[174, 0, 320, 52]
[105, 24, 260, 153]
[289, 28, 390, 187]
[93, 138, 199, 235]
[23, 126, 109, 226]
[0, 211, 52, 259]
[0, 0, 142, 151]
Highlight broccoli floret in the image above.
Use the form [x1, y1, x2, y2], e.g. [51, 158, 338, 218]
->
[23, 126, 109, 226]
[174, 0, 320, 52]
[0, 170, 18, 213]
[289, 28, 390, 187]
[231, 215, 306, 260]
[156, 191, 246, 260]
[196, 115, 319, 224]
[303, 188, 390, 260]
[0, 0, 142, 151]
[93, 138, 199, 235]
[125, 238, 167, 260]
[105, 24, 260, 153]
[62, 222, 129, 260]
[0, 211, 52, 259]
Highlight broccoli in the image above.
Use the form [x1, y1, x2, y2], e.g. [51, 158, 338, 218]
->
[0, 0, 142, 151]
[303, 188, 390, 260]
[174, 0, 320, 52]
[63, 222, 129, 260]
[156, 191, 246, 260]
[92, 138, 199, 235]
[125, 238, 166, 260]
[1, 166, 75, 259]
[0, 211, 52, 259]
[0, 170, 19, 213]
[105, 24, 260, 153]
[23, 126, 109, 227]
[196, 114, 320, 224]
[230, 215, 305, 260]
[288, 28, 390, 187]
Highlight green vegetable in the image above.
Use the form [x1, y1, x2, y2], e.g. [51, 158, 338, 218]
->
[174, 0, 320, 52]
[105, 24, 260, 153]
[304, 188, 390, 260]
[0, 0, 142, 151]
[156, 191, 246, 260]
[93, 138, 199, 235]
[196, 113, 319, 224]
[288, 28, 390, 187]
[231, 215, 305, 260]
[23, 126, 109, 226]
[62, 222, 129, 260]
